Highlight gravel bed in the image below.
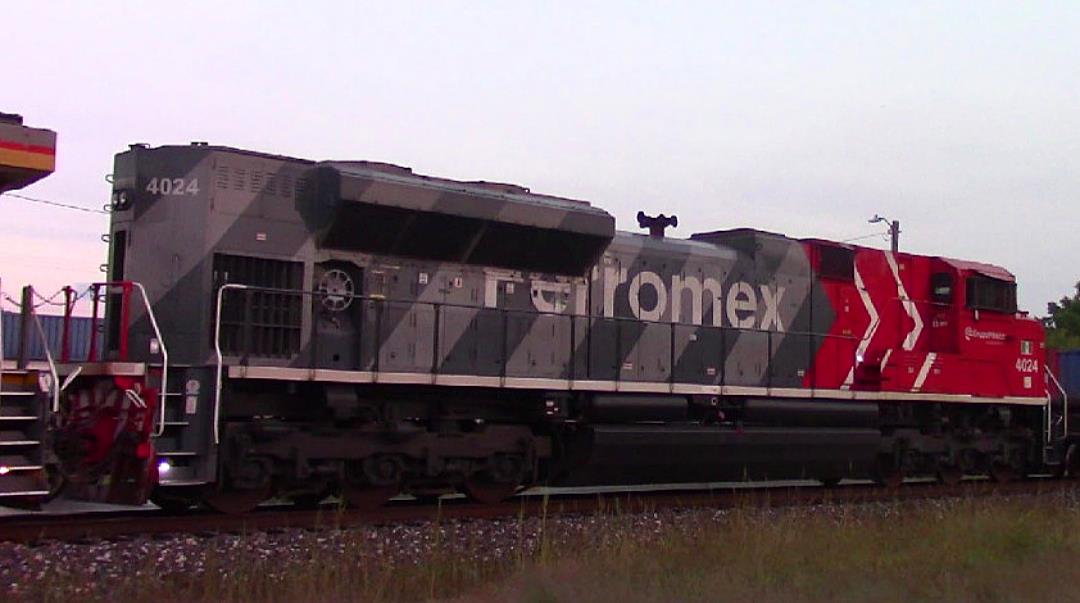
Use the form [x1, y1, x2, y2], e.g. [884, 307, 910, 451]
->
[7, 507, 692, 599]
[0, 494, 1064, 601]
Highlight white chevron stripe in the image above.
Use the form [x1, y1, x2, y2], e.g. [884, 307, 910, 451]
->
[912, 352, 937, 391]
[879, 348, 893, 372]
[885, 252, 923, 351]
[843, 263, 879, 388]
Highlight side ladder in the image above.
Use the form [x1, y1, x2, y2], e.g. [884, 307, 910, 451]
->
[149, 364, 216, 488]
[1045, 366, 1070, 466]
[0, 369, 52, 504]
[0, 282, 59, 506]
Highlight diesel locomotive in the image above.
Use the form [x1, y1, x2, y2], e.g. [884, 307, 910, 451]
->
[2, 141, 1071, 512]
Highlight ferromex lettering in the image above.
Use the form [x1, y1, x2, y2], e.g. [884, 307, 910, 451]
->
[485, 268, 786, 331]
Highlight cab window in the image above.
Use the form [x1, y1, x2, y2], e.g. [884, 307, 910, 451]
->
[930, 272, 953, 304]
[965, 276, 1016, 313]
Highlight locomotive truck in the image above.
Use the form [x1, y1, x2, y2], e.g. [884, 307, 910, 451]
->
[1, 141, 1072, 512]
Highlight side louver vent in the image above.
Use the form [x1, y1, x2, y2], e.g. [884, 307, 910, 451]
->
[212, 254, 303, 358]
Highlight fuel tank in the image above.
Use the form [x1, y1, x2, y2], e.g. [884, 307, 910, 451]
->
[553, 423, 880, 486]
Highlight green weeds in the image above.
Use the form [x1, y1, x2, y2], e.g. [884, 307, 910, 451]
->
[21, 494, 1080, 603]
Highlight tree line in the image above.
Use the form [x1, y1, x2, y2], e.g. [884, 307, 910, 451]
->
[1045, 281, 1080, 350]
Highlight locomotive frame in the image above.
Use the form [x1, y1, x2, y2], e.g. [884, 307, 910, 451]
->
[1, 140, 1073, 511]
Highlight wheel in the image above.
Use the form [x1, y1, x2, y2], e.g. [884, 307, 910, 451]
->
[989, 461, 1017, 484]
[1062, 444, 1080, 479]
[462, 475, 518, 505]
[341, 484, 399, 511]
[936, 464, 963, 486]
[341, 457, 401, 511]
[875, 458, 905, 489]
[150, 485, 204, 513]
[41, 465, 66, 503]
[407, 489, 450, 505]
[879, 470, 904, 489]
[151, 493, 197, 513]
[290, 492, 328, 510]
[204, 483, 271, 514]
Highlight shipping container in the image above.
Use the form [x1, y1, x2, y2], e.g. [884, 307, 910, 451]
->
[1, 311, 100, 362]
[1058, 349, 1080, 399]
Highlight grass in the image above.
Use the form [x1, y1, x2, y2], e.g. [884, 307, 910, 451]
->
[487, 500, 1080, 603]
[24, 493, 1080, 603]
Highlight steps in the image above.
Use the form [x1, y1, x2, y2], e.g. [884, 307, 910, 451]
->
[0, 369, 51, 504]
[149, 365, 214, 487]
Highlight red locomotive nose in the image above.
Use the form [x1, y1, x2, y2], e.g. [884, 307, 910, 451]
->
[81, 416, 120, 465]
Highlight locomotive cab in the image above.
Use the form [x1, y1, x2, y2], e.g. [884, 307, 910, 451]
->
[926, 258, 1042, 398]
[928, 261, 960, 354]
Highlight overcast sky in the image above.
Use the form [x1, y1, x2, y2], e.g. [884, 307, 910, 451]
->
[3, 1, 1077, 314]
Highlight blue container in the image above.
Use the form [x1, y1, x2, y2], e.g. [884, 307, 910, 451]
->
[1, 311, 100, 362]
[1059, 349, 1080, 399]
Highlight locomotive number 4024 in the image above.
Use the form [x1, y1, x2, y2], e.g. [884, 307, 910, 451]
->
[1016, 358, 1039, 373]
[146, 177, 199, 196]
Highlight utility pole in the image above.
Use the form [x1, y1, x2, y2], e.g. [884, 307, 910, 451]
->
[869, 214, 900, 254]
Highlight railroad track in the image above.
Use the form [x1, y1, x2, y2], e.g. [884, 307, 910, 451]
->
[1, 479, 1076, 545]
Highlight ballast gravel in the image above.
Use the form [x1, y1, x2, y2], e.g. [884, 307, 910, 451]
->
[0, 495, 1052, 600]
[6, 505, 697, 599]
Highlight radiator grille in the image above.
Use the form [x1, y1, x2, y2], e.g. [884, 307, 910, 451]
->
[212, 254, 303, 358]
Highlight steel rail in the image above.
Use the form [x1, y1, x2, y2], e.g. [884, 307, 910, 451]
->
[1, 479, 1076, 546]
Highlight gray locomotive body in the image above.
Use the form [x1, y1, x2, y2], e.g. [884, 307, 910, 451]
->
[86, 143, 934, 508]
[109, 143, 831, 386]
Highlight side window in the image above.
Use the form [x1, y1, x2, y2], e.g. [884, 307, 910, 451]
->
[818, 245, 854, 281]
[930, 272, 953, 304]
[965, 276, 1017, 313]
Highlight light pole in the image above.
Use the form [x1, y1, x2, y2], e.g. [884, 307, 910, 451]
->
[869, 214, 900, 254]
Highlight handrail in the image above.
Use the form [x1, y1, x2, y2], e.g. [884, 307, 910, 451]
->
[212, 283, 865, 415]
[1046, 365, 1069, 442]
[29, 311, 60, 413]
[0, 280, 170, 431]
[130, 282, 169, 437]
[0, 283, 60, 413]
[89, 281, 170, 436]
[211, 283, 865, 343]
[214, 283, 249, 444]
